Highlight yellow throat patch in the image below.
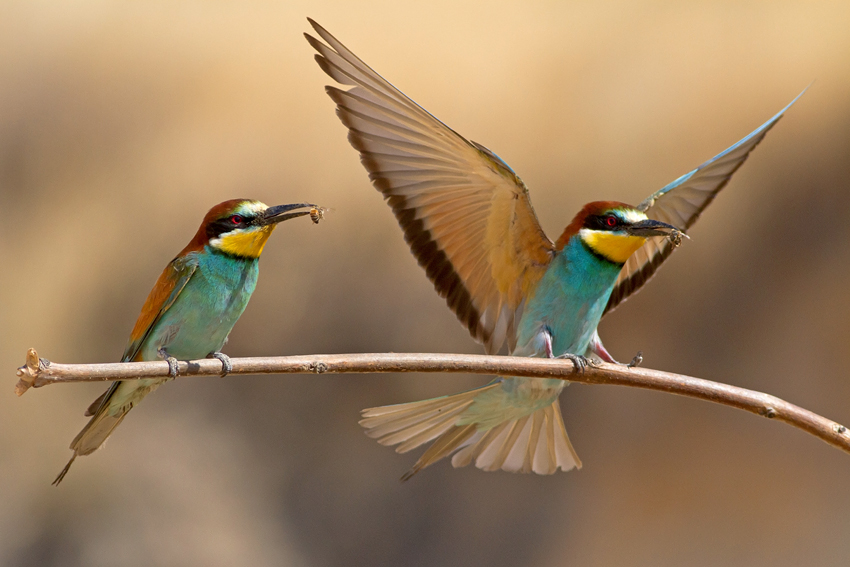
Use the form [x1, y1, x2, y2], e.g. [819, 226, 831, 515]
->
[214, 226, 275, 258]
[580, 229, 646, 264]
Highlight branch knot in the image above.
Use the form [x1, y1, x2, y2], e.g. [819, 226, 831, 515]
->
[14, 348, 45, 396]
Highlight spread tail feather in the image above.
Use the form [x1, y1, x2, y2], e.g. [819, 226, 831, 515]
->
[451, 399, 582, 474]
[360, 383, 582, 480]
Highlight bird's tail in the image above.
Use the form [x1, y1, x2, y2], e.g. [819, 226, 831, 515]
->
[53, 378, 163, 485]
[359, 380, 582, 480]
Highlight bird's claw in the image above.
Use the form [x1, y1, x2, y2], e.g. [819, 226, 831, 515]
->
[627, 351, 643, 368]
[556, 353, 590, 373]
[158, 348, 179, 378]
[208, 351, 232, 377]
[165, 357, 179, 378]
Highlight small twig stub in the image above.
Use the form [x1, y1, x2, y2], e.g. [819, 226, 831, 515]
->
[14, 348, 43, 396]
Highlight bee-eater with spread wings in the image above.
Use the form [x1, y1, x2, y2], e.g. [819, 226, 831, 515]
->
[306, 19, 803, 479]
[53, 199, 320, 484]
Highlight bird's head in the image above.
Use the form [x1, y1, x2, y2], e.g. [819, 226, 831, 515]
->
[557, 201, 682, 265]
[188, 199, 318, 259]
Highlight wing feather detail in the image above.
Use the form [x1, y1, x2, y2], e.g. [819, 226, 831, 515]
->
[308, 19, 554, 353]
[604, 89, 806, 315]
[121, 254, 199, 363]
[81, 254, 198, 423]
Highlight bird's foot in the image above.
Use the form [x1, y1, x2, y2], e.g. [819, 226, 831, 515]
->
[556, 353, 590, 373]
[208, 351, 232, 377]
[157, 348, 179, 378]
[627, 351, 643, 368]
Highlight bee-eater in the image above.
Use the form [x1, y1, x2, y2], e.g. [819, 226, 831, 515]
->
[53, 199, 320, 485]
[306, 20, 803, 478]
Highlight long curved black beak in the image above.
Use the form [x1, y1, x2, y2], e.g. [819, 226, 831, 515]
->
[259, 203, 318, 226]
[626, 218, 682, 238]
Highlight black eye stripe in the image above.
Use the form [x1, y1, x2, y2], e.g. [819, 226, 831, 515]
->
[206, 214, 253, 239]
[584, 214, 622, 231]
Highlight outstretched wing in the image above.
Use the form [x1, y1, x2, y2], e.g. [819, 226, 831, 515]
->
[604, 89, 806, 316]
[306, 19, 555, 354]
[121, 254, 199, 363]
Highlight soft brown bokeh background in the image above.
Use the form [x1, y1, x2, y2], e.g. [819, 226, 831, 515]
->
[3, 1, 850, 565]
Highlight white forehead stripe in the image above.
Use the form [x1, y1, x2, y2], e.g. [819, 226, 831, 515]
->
[235, 201, 268, 216]
[618, 209, 647, 223]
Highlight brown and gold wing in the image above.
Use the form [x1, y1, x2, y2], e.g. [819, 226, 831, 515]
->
[121, 254, 198, 363]
[604, 89, 806, 316]
[306, 19, 555, 354]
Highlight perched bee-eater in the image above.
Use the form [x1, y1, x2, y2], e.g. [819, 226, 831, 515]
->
[306, 20, 803, 478]
[54, 199, 320, 484]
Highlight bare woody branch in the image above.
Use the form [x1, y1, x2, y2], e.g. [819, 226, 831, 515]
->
[15, 347, 850, 456]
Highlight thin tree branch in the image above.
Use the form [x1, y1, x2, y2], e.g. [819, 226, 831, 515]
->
[15, 347, 850, 456]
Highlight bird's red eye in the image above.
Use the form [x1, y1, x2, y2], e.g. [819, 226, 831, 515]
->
[605, 215, 618, 228]
[230, 215, 243, 225]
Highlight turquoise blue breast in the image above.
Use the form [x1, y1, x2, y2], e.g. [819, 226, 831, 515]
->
[514, 235, 623, 357]
[138, 247, 259, 361]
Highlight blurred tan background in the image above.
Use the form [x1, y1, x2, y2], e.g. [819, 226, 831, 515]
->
[2, 1, 850, 565]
